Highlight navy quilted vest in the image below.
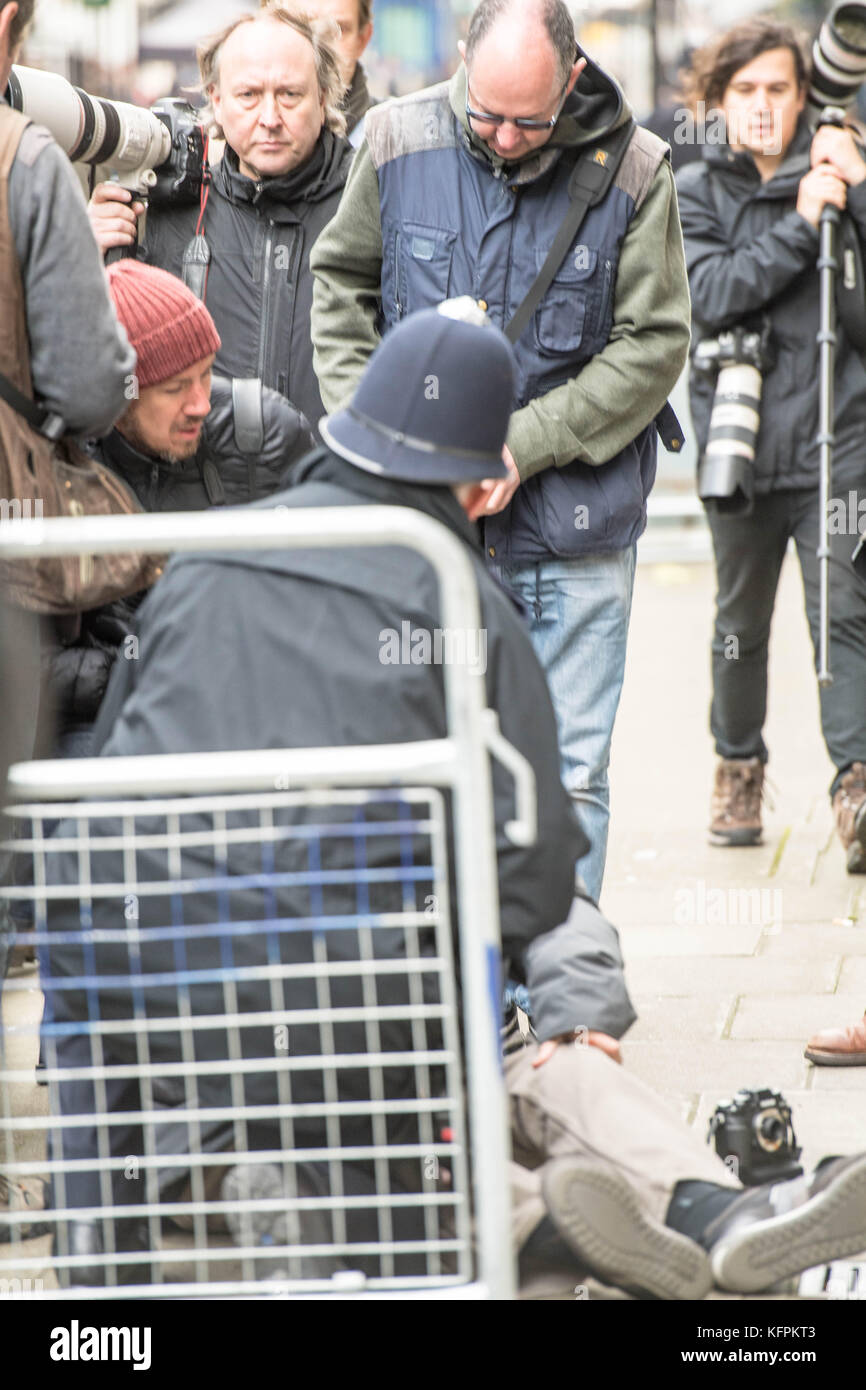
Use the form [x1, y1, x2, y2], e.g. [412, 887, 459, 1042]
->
[368, 86, 663, 563]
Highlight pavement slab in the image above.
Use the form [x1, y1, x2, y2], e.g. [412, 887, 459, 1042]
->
[729, 994, 866, 1041]
[627, 955, 841, 996]
[837, 957, 866, 994]
[607, 555, 866, 1166]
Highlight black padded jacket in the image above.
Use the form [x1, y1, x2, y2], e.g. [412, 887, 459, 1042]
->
[677, 116, 866, 493]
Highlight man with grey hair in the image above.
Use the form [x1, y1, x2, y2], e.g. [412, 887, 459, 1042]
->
[310, 0, 692, 903]
[88, 5, 353, 431]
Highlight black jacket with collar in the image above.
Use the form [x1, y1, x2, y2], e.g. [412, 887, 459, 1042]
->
[677, 116, 866, 492]
[138, 133, 353, 431]
[43, 375, 314, 732]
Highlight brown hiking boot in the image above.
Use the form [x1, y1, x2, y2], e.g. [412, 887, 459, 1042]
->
[709, 757, 764, 847]
[833, 762, 866, 874]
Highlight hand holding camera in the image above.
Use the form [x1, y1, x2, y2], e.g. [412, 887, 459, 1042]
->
[797, 161, 850, 225]
[88, 182, 146, 253]
[810, 121, 866, 184]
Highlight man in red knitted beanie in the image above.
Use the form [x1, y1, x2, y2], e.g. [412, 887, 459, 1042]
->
[106, 259, 222, 464]
[34, 257, 313, 765]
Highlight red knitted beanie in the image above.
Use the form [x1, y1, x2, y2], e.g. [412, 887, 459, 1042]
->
[106, 260, 222, 389]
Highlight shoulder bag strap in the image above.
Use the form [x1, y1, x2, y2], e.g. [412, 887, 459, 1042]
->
[232, 377, 265, 501]
[504, 119, 636, 346]
[0, 367, 65, 438]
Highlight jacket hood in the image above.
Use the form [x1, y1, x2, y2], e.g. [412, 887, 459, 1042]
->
[449, 54, 629, 181]
[214, 129, 352, 215]
[702, 112, 812, 195]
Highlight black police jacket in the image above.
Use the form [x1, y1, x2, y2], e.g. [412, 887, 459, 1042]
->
[139, 132, 352, 431]
[42, 375, 314, 732]
[677, 116, 866, 493]
[71, 450, 634, 1044]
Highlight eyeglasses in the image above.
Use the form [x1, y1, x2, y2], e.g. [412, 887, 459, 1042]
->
[465, 78, 571, 132]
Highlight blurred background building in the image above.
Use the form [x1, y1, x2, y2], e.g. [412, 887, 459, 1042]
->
[18, 0, 831, 109]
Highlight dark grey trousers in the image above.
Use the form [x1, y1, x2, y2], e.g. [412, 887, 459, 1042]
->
[706, 481, 866, 797]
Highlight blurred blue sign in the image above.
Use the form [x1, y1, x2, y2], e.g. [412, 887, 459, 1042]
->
[374, 0, 448, 70]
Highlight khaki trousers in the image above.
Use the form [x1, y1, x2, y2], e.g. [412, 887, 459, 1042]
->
[506, 1036, 741, 1251]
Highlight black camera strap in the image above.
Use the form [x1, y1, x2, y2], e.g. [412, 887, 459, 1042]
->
[182, 135, 213, 303]
[0, 368, 65, 440]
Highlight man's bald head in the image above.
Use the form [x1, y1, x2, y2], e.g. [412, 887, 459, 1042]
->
[459, 0, 582, 162]
[464, 0, 576, 86]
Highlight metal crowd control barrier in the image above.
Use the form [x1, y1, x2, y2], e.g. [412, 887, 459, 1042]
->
[0, 508, 536, 1300]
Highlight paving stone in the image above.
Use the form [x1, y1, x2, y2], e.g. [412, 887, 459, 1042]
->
[729, 995, 865, 1041]
[756, 924, 866, 959]
[626, 956, 841, 997]
[622, 1041, 812, 1099]
[807, 1065, 866, 1091]
[618, 924, 764, 958]
[629, 995, 736, 1042]
[837, 957, 866, 995]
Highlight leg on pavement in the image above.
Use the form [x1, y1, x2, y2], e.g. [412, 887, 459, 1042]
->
[705, 495, 791, 763]
[790, 479, 866, 791]
[505, 1034, 739, 1231]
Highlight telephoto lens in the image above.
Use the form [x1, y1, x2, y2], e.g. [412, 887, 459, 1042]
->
[696, 329, 766, 516]
[4, 65, 171, 186]
[809, 2, 866, 123]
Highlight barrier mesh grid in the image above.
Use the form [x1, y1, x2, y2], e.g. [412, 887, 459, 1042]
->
[1, 786, 473, 1297]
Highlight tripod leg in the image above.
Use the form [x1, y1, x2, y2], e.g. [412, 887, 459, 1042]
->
[817, 203, 840, 688]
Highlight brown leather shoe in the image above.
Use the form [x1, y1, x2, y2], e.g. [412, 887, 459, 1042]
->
[709, 757, 764, 847]
[805, 1014, 866, 1066]
[833, 762, 866, 874]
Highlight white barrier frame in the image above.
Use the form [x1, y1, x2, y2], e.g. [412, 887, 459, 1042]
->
[0, 507, 540, 1301]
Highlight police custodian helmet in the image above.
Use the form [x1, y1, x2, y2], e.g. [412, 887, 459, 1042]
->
[320, 300, 516, 485]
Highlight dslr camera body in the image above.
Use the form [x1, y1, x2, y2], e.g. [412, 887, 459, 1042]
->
[148, 98, 206, 207]
[708, 1086, 803, 1187]
[694, 321, 773, 517]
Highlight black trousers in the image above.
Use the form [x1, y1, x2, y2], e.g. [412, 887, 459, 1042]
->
[706, 481, 866, 797]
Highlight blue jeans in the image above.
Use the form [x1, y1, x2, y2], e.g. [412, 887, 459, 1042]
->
[504, 548, 637, 904]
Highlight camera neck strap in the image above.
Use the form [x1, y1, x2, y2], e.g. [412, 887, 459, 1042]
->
[504, 119, 636, 346]
[182, 134, 212, 303]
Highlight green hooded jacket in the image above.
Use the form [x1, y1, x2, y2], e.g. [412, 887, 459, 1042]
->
[310, 63, 691, 482]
